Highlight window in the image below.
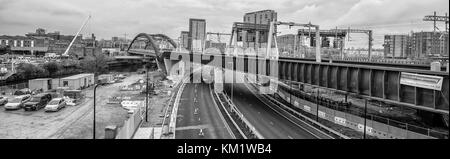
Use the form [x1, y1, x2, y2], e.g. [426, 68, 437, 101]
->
[260, 14, 262, 24]
[63, 81, 68, 87]
[265, 14, 268, 19]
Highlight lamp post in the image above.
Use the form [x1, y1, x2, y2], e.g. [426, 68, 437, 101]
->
[363, 99, 368, 139]
[145, 63, 149, 122]
[93, 84, 101, 139]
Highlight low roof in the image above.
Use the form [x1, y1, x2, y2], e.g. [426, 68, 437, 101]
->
[29, 78, 52, 81]
[62, 73, 94, 80]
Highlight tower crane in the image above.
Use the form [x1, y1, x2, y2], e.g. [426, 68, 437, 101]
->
[62, 15, 91, 57]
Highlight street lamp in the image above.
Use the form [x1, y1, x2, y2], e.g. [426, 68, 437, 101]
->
[93, 84, 102, 139]
[145, 63, 150, 122]
[363, 99, 368, 139]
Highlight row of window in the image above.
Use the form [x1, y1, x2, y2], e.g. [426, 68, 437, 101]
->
[0, 40, 35, 47]
[245, 13, 273, 23]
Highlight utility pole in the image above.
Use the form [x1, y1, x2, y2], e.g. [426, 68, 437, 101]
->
[363, 99, 368, 139]
[145, 63, 149, 122]
[423, 11, 450, 56]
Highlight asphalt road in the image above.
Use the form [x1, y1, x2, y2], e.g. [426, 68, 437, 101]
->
[223, 74, 317, 139]
[175, 83, 233, 139]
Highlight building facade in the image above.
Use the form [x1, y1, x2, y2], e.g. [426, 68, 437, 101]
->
[188, 19, 206, 52]
[383, 35, 412, 58]
[0, 35, 49, 55]
[243, 10, 277, 25]
[236, 10, 278, 48]
[180, 31, 189, 49]
[1, 28, 101, 57]
[411, 32, 449, 58]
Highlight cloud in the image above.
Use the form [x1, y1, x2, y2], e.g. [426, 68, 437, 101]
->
[0, 0, 448, 48]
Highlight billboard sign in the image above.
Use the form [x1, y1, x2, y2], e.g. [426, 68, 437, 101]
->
[400, 72, 444, 91]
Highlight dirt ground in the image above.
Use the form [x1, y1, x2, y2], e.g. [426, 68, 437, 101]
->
[140, 76, 179, 128]
[0, 73, 144, 139]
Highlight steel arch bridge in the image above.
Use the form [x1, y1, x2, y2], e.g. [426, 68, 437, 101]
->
[127, 33, 178, 76]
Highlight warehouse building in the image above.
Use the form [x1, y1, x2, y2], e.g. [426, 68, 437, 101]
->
[60, 73, 95, 90]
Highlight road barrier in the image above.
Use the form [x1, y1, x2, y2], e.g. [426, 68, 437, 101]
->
[212, 89, 245, 139]
[209, 84, 237, 139]
[160, 75, 190, 139]
[276, 88, 444, 139]
[243, 77, 348, 139]
[220, 92, 264, 139]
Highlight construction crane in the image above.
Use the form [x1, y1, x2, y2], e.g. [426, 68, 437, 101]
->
[423, 12, 449, 32]
[62, 15, 91, 57]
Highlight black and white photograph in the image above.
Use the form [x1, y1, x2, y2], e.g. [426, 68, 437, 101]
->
[0, 0, 448, 147]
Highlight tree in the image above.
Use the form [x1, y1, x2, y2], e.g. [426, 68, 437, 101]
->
[80, 52, 109, 75]
[16, 63, 48, 79]
[43, 62, 61, 78]
[0, 45, 11, 55]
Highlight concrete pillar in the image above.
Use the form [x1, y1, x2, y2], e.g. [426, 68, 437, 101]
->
[267, 21, 275, 58]
[368, 31, 373, 60]
[214, 68, 224, 93]
[232, 30, 238, 56]
[164, 59, 175, 77]
[255, 31, 260, 50]
[315, 26, 321, 62]
[20, 40, 24, 47]
[242, 30, 248, 48]
[430, 61, 441, 72]
[13, 40, 17, 47]
[31, 40, 34, 47]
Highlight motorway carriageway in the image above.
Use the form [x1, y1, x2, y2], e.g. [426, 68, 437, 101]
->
[223, 73, 317, 139]
[175, 82, 233, 139]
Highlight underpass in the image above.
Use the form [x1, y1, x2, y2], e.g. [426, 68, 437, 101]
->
[175, 82, 233, 139]
[222, 72, 318, 139]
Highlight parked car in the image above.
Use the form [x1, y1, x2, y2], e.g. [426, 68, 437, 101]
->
[63, 90, 83, 105]
[23, 93, 52, 111]
[44, 98, 66, 112]
[4, 95, 31, 110]
[13, 88, 32, 96]
[0, 96, 9, 106]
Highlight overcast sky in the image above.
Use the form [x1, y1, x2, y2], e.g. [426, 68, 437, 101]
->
[0, 0, 448, 48]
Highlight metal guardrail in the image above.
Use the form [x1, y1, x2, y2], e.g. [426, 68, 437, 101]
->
[160, 76, 189, 139]
[213, 91, 247, 139]
[208, 84, 237, 139]
[244, 76, 350, 139]
[221, 93, 265, 139]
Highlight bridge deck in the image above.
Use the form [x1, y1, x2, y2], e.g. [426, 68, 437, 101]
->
[168, 52, 449, 114]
